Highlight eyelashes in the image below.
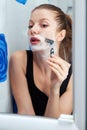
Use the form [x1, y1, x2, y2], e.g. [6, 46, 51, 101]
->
[28, 25, 33, 29]
[28, 24, 49, 29]
[41, 24, 48, 28]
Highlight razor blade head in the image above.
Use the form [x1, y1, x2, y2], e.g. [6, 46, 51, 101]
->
[50, 48, 54, 56]
[45, 38, 54, 45]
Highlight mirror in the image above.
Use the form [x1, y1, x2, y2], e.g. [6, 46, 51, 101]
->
[0, 0, 73, 119]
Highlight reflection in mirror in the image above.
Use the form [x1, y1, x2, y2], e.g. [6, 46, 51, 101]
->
[0, 0, 73, 119]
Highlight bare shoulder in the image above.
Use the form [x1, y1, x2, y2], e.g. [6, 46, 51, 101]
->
[10, 50, 26, 61]
[9, 50, 27, 74]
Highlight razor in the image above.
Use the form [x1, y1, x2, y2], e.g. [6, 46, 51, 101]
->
[45, 38, 54, 56]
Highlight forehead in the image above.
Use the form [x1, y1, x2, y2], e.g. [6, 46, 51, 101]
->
[30, 9, 56, 21]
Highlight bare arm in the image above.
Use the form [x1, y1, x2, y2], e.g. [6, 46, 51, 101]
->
[9, 51, 35, 115]
[45, 56, 73, 118]
[44, 75, 73, 118]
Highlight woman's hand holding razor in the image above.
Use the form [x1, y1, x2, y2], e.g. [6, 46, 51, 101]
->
[46, 55, 70, 92]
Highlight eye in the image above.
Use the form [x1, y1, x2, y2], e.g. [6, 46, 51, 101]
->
[28, 25, 33, 29]
[41, 24, 48, 28]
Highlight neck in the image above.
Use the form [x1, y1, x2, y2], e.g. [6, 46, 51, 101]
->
[33, 51, 50, 72]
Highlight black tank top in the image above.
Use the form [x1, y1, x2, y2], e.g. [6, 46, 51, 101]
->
[25, 50, 72, 116]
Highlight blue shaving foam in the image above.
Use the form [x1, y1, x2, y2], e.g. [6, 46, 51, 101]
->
[0, 34, 8, 82]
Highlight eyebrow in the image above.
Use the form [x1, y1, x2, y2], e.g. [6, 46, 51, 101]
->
[40, 18, 50, 21]
[29, 18, 50, 23]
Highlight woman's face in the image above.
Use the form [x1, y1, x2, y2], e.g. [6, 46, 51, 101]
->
[28, 9, 58, 45]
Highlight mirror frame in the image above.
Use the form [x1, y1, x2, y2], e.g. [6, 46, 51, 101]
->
[73, 0, 86, 129]
[0, 0, 87, 129]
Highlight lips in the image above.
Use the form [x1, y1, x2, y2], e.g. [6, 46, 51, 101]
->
[30, 37, 40, 45]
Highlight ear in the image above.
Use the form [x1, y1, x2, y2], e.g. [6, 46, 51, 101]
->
[57, 29, 66, 42]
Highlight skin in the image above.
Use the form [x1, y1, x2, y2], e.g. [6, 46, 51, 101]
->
[9, 9, 73, 118]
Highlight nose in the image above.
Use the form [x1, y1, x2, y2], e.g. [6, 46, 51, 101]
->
[29, 25, 40, 35]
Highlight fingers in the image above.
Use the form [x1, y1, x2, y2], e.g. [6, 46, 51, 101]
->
[47, 59, 63, 75]
[47, 62, 64, 82]
[48, 55, 70, 68]
[46, 55, 70, 82]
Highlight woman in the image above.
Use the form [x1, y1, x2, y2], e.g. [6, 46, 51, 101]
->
[9, 4, 73, 118]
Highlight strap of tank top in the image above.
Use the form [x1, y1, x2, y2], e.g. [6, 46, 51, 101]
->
[26, 50, 33, 77]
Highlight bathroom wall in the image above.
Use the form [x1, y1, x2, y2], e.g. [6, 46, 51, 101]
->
[0, 0, 12, 112]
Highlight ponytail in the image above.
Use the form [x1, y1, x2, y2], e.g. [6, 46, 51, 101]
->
[59, 14, 72, 63]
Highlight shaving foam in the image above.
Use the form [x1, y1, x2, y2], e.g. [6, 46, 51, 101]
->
[29, 35, 50, 51]
[29, 35, 57, 60]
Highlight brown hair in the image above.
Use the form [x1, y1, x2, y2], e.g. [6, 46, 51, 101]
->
[32, 4, 72, 63]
